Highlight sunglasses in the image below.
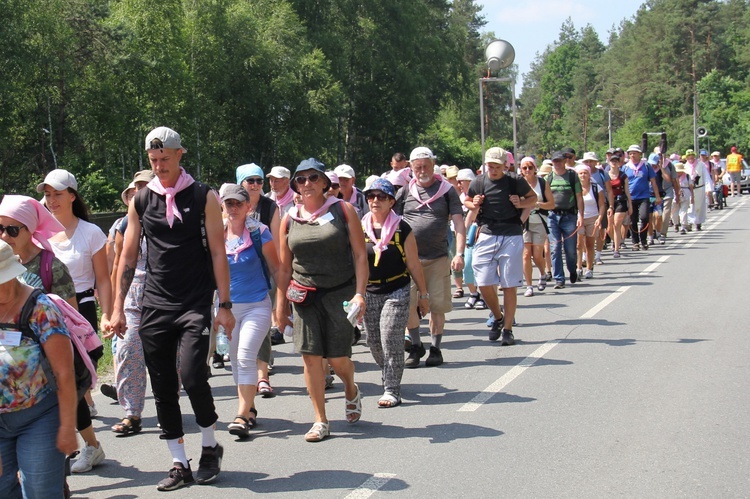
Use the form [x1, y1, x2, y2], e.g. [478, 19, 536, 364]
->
[366, 192, 390, 201]
[0, 224, 26, 237]
[242, 177, 264, 185]
[520, 166, 535, 171]
[331, 183, 340, 189]
[294, 174, 321, 185]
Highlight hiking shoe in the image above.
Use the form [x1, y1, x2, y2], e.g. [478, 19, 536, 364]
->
[71, 443, 105, 473]
[537, 277, 546, 291]
[196, 444, 223, 485]
[584, 269, 594, 279]
[157, 462, 194, 491]
[489, 319, 503, 341]
[425, 346, 443, 367]
[100, 383, 118, 401]
[554, 281, 565, 289]
[405, 343, 426, 368]
[524, 286, 534, 297]
[270, 327, 285, 345]
[500, 329, 515, 346]
[474, 298, 487, 310]
[464, 293, 479, 309]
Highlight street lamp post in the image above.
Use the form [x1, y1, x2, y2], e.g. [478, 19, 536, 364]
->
[480, 39, 516, 161]
[596, 104, 618, 149]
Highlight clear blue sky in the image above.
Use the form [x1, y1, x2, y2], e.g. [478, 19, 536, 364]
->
[480, 0, 647, 92]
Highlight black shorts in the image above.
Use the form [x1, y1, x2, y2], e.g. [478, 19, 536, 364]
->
[614, 199, 629, 213]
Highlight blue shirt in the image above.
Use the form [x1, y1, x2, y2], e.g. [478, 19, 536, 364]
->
[227, 229, 273, 304]
[624, 161, 656, 200]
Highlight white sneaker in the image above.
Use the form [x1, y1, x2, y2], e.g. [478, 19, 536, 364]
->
[524, 286, 534, 297]
[88, 403, 97, 418]
[71, 443, 105, 473]
[584, 269, 594, 279]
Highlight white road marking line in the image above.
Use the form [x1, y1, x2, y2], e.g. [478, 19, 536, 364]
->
[639, 255, 670, 275]
[345, 473, 397, 499]
[580, 286, 631, 319]
[458, 341, 559, 412]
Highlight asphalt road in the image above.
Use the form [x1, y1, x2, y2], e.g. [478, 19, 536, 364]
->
[71, 197, 750, 498]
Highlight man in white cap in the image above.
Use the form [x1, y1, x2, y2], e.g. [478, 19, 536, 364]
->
[110, 126, 235, 491]
[394, 146, 465, 367]
[266, 166, 294, 215]
[334, 164, 368, 217]
[464, 147, 537, 346]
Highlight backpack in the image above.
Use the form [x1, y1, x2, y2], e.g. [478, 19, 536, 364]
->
[16, 289, 99, 400]
[545, 170, 579, 212]
[249, 227, 271, 289]
[470, 173, 523, 227]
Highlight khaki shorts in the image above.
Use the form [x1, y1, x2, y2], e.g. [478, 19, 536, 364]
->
[408, 256, 452, 326]
[582, 216, 599, 238]
[523, 220, 548, 245]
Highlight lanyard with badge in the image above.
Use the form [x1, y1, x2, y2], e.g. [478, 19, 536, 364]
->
[0, 323, 23, 347]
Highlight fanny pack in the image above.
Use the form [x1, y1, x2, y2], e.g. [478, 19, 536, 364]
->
[286, 280, 317, 306]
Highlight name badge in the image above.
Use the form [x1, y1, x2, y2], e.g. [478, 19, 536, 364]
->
[0, 328, 23, 347]
[317, 212, 334, 225]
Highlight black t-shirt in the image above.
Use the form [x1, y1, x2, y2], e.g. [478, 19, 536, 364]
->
[365, 220, 412, 294]
[468, 173, 532, 236]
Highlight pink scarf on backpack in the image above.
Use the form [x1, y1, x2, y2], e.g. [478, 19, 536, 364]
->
[361, 210, 401, 267]
[408, 175, 453, 209]
[147, 167, 195, 228]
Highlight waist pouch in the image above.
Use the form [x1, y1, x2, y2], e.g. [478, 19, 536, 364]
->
[286, 277, 354, 306]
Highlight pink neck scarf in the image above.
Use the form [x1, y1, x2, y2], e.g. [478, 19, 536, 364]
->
[361, 210, 401, 267]
[225, 225, 266, 263]
[271, 187, 295, 210]
[408, 175, 453, 209]
[0, 195, 64, 253]
[288, 196, 341, 223]
[147, 167, 195, 228]
[344, 187, 358, 205]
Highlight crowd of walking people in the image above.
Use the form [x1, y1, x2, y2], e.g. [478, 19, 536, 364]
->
[0, 125, 743, 497]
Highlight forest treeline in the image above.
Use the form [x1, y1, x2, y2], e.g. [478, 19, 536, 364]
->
[1, 0, 748, 211]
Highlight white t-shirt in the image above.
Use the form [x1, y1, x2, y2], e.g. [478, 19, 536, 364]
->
[50, 219, 107, 300]
[582, 188, 599, 219]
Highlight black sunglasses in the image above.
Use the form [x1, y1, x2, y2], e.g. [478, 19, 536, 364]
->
[0, 224, 26, 237]
[242, 177, 264, 185]
[520, 166, 535, 171]
[366, 192, 390, 201]
[331, 183, 340, 189]
[295, 174, 321, 185]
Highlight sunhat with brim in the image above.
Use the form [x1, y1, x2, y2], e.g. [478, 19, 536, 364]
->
[626, 145, 642, 154]
[221, 184, 250, 203]
[684, 149, 696, 156]
[445, 165, 459, 179]
[121, 182, 136, 205]
[582, 152, 599, 162]
[291, 158, 330, 193]
[363, 178, 396, 199]
[236, 163, 264, 185]
[133, 169, 155, 184]
[0, 240, 27, 285]
[456, 168, 476, 182]
[36, 169, 78, 193]
[711, 151, 721, 157]
[674, 162, 686, 173]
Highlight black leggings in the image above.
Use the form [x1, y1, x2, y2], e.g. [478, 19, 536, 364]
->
[630, 198, 650, 246]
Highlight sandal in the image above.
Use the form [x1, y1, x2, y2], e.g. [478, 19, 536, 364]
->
[377, 392, 401, 408]
[257, 378, 275, 398]
[248, 407, 258, 428]
[304, 421, 330, 442]
[452, 289, 464, 298]
[464, 293, 479, 309]
[112, 416, 142, 435]
[228, 415, 251, 439]
[345, 384, 362, 423]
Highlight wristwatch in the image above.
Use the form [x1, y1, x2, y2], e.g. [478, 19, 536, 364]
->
[218, 301, 233, 310]
[456, 253, 465, 258]
[419, 293, 430, 300]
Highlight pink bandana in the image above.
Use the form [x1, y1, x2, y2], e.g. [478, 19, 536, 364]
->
[0, 195, 64, 253]
[147, 167, 195, 228]
[347, 187, 359, 205]
[288, 196, 342, 223]
[271, 187, 295, 210]
[408, 174, 453, 209]
[225, 225, 266, 263]
[361, 210, 401, 267]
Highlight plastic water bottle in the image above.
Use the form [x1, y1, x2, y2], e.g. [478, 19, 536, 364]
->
[216, 327, 230, 356]
[467, 223, 478, 247]
[343, 301, 360, 326]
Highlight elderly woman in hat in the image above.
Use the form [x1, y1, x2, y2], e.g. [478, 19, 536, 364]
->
[0, 239, 78, 497]
[361, 178, 428, 407]
[276, 158, 368, 442]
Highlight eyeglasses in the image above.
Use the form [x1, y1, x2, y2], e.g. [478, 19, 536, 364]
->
[0, 224, 26, 237]
[242, 177, 264, 185]
[331, 183, 340, 189]
[366, 192, 390, 201]
[294, 174, 321, 185]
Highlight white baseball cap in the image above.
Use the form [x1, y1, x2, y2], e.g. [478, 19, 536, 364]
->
[36, 169, 78, 192]
[268, 166, 291, 179]
[409, 147, 435, 161]
[334, 164, 356, 178]
[582, 152, 599, 162]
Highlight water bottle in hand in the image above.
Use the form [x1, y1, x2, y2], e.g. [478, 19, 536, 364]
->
[216, 327, 230, 356]
[343, 301, 360, 326]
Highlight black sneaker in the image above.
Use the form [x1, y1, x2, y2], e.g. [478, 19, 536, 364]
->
[211, 353, 224, 369]
[425, 346, 443, 367]
[404, 343, 426, 369]
[489, 319, 503, 341]
[352, 326, 362, 346]
[196, 444, 223, 485]
[157, 462, 194, 491]
[270, 327, 285, 345]
[100, 383, 118, 401]
[570, 271, 578, 284]
[501, 329, 515, 346]
[545, 271, 552, 282]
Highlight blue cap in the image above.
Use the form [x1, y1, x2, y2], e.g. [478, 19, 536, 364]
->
[647, 153, 660, 165]
[699, 149, 708, 156]
[363, 178, 396, 199]
[291, 158, 330, 193]
[236, 163, 264, 184]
